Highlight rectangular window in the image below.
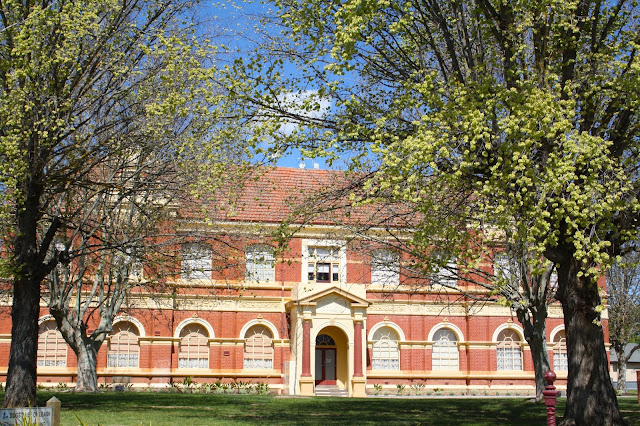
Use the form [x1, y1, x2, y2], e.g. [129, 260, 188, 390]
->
[245, 245, 275, 282]
[181, 243, 212, 280]
[371, 250, 400, 285]
[432, 255, 458, 287]
[308, 247, 341, 284]
[107, 353, 139, 368]
[317, 263, 330, 282]
[178, 358, 209, 369]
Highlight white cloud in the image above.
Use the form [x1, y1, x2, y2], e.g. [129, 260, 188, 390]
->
[274, 90, 332, 136]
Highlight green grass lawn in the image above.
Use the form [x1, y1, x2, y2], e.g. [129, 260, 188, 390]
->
[16, 392, 639, 425]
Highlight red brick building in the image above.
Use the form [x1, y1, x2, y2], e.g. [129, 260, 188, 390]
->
[0, 167, 580, 396]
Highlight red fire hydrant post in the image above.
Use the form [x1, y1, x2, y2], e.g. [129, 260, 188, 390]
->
[543, 370, 558, 426]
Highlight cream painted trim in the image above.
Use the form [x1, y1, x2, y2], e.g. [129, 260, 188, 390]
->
[140, 337, 290, 346]
[38, 315, 55, 325]
[368, 320, 406, 341]
[313, 320, 352, 341]
[164, 280, 295, 291]
[549, 324, 566, 343]
[35, 367, 75, 374]
[427, 322, 465, 343]
[366, 371, 535, 380]
[139, 339, 173, 345]
[395, 342, 432, 349]
[208, 340, 243, 346]
[239, 318, 280, 340]
[113, 315, 146, 337]
[492, 323, 524, 342]
[174, 317, 215, 339]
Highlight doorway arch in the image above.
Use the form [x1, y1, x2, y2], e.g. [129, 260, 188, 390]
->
[314, 326, 348, 388]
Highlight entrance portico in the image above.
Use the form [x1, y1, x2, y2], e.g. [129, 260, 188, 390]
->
[288, 286, 369, 397]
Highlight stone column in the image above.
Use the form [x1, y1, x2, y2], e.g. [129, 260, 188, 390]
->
[299, 318, 314, 396]
[354, 320, 363, 377]
[351, 318, 366, 397]
[302, 319, 311, 376]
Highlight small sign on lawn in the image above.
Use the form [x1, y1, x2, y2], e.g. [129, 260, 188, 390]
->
[0, 407, 53, 426]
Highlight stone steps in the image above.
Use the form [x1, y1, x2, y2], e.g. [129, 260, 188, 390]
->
[315, 385, 349, 397]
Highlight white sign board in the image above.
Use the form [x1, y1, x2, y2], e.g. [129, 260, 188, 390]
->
[0, 407, 52, 426]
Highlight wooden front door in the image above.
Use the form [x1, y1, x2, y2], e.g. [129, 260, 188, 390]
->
[315, 347, 337, 385]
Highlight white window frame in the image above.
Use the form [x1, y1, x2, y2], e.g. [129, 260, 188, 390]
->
[552, 330, 568, 371]
[371, 327, 400, 371]
[371, 249, 400, 286]
[243, 325, 274, 369]
[494, 252, 520, 284]
[245, 245, 275, 282]
[107, 321, 140, 368]
[178, 323, 210, 369]
[432, 328, 459, 371]
[181, 243, 212, 281]
[37, 320, 67, 367]
[496, 328, 523, 371]
[301, 239, 347, 285]
[432, 255, 458, 287]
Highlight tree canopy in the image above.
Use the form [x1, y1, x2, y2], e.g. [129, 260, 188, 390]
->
[0, 0, 249, 407]
[228, 0, 640, 423]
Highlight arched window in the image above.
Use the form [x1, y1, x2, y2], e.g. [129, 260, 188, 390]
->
[37, 320, 66, 367]
[371, 327, 400, 370]
[244, 325, 274, 369]
[496, 329, 523, 371]
[316, 334, 336, 346]
[181, 243, 212, 280]
[553, 330, 568, 371]
[371, 249, 400, 285]
[432, 328, 459, 370]
[245, 245, 275, 282]
[108, 321, 140, 368]
[178, 323, 209, 368]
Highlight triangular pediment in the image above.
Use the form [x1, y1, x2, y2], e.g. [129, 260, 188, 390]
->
[296, 286, 369, 307]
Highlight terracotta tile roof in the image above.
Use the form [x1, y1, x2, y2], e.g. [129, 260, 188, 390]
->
[179, 166, 417, 228]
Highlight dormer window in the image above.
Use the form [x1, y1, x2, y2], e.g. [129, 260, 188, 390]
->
[308, 247, 340, 283]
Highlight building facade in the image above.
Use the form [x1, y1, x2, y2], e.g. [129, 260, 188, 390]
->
[0, 167, 582, 396]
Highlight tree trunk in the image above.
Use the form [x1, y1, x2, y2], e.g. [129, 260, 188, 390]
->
[4, 274, 41, 408]
[49, 306, 107, 393]
[611, 342, 631, 394]
[4, 182, 45, 408]
[523, 317, 550, 402]
[74, 340, 100, 392]
[616, 350, 627, 393]
[557, 257, 624, 425]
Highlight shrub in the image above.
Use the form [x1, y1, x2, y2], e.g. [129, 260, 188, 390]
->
[411, 383, 425, 396]
[374, 384, 382, 396]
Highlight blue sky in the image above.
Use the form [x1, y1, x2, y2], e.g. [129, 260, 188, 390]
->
[201, 1, 340, 170]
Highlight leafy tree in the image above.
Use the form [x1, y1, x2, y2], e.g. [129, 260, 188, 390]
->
[45, 147, 181, 392]
[45, 148, 255, 392]
[230, 0, 639, 423]
[607, 251, 640, 393]
[0, 0, 243, 407]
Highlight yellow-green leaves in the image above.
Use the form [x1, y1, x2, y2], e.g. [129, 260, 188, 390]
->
[269, 0, 640, 281]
